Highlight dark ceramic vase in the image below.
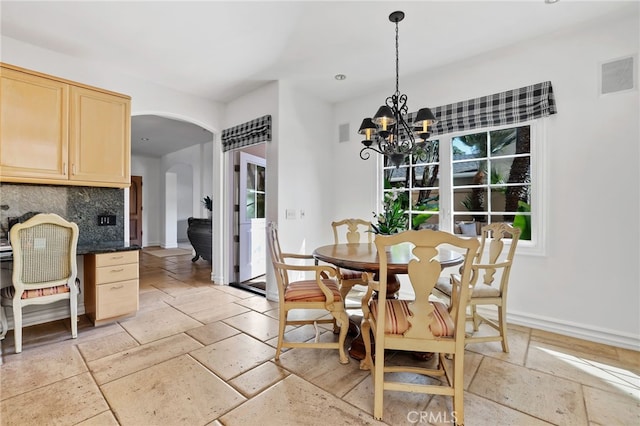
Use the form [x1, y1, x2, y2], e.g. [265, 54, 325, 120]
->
[187, 217, 212, 262]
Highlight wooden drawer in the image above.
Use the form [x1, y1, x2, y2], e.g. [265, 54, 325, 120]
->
[95, 250, 138, 267]
[95, 262, 138, 284]
[96, 279, 138, 320]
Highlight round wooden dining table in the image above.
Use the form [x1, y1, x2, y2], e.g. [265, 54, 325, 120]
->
[312, 242, 464, 360]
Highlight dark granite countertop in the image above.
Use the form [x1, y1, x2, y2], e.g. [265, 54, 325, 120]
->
[77, 242, 141, 255]
[1, 241, 140, 262]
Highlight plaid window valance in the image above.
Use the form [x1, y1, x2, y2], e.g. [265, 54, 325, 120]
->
[221, 115, 272, 152]
[405, 81, 557, 137]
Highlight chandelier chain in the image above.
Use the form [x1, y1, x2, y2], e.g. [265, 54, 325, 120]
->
[395, 19, 400, 95]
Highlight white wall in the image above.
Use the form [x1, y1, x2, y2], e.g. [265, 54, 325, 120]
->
[333, 12, 639, 348]
[277, 82, 336, 251]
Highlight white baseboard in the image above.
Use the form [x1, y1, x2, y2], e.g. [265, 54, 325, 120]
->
[475, 306, 640, 351]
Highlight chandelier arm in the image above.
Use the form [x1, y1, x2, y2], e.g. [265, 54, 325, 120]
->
[360, 146, 383, 160]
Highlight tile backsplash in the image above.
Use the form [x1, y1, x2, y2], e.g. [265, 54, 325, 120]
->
[0, 183, 124, 246]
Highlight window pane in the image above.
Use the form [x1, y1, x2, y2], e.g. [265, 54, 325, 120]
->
[384, 154, 410, 168]
[412, 164, 439, 188]
[385, 166, 409, 188]
[256, 165, 266, 191]
[489, 128, 519, 156]
[490, 185, 531, 213]
[454, 187, 488, 217]
[452, 132, 487, 159]
[246, 164, 256, 190]
[411, 211, 439, 230]
[453, 218, 480, 236]
[246, 192, 256, 219]
[490, 157, 530, 184]
[256, 193, 265, 218]
[415, 140, 440, 164]
[453, 160, 487, 186]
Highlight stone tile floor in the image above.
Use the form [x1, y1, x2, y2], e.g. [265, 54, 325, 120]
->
[1, 248, 638, 425]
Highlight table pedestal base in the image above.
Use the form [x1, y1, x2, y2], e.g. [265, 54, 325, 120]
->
[347, 273, 400, 360]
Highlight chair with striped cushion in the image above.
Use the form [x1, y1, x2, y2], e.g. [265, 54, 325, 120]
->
[0, 213, 79, 353]
[360, 230, 479, 423]
[433, 222, 521, 353]
[268, 222, 349, 364]
[331, 218, 373, 310]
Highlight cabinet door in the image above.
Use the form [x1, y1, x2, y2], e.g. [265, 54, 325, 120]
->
[0, 67, 69, 180]
[69, 86, 130, 185]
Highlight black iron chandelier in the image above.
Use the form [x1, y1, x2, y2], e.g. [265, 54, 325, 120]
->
[358, 11, 437, 168]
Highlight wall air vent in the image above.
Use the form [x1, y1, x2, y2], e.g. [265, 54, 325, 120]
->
[338, 123, 350, 143]
[600, 56, 635, 95]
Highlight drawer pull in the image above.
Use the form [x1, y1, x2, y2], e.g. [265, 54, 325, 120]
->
[110, 255, 124, 260]
[110, 285, 124, 290]
[110, 268, 124, 273]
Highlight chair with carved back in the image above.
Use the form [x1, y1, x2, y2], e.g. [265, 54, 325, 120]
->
[360, 229, 479, 423]
[267, 222, 349, 364]
[330, 218, 373, 310]
[0, 213, 79, 353]
[433, 222, 520, 352]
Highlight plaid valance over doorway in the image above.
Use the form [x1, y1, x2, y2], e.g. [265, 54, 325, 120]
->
[221, 115, 272, 152]
[406, 81, 557, 137]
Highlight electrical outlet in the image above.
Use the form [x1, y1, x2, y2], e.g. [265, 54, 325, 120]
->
[98, 215, 117, 226]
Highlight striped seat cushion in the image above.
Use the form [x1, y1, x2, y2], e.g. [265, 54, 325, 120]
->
[284, 279, 342, 302]
[339, 268, 365, 281]
[1, 283, 70, 300]
[369, 299, 454, 337]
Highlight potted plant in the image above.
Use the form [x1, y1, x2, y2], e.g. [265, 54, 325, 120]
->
[371, 192, 408, 235]
[202, 196, 212, 218]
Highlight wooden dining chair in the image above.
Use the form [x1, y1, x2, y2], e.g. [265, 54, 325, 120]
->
[267, 222, 349, 364]
[0, 213, 79, 353]
[433, 222, 521, 352]
[330, 218, 373, 310]
[360, 229, 479, 423]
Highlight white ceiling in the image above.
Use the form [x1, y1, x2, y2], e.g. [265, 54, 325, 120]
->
[1, 0, 634, 157]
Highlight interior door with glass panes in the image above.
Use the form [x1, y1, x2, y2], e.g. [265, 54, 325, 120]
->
[239, 152, 266, 283]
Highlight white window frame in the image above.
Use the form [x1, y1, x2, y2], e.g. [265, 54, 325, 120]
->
[377, 119, 548, 256]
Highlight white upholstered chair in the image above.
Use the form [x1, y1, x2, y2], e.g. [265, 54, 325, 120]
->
[267, 223, 349, 364]
[0, 213, 79, 353]
[433, 222, 521, 352]
[360, 229, 479, 423]
[330, 218, 373, 310]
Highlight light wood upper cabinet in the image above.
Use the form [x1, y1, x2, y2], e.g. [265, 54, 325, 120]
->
[70, 86, 130, 185]
[0, 67, 69, 180]
[0, 63, 131, 188]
